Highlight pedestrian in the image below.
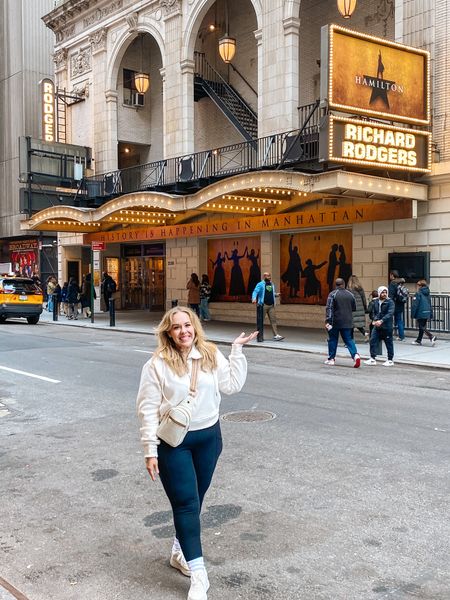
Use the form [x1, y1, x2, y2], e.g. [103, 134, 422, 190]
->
[347, 274, 369, 341]
[54, 280, 62, 315]
[101, 272, 116, 312]
[364, 286, 395, 366]
[61, 281, 69, 316]
[136, 307, 257, 600]
[367, 289, 382, 356]
[252, 272, 284, 342]
[388, 270, 407, 341]
[80, 273, 96, 318]
[324, 278, 361, 367]
[199, 274, 211, 321]
[46, 276, 56, 311]
[186, 273, 201, 316]
[411, 279, 436, 346]
[66, 277, 80, 320]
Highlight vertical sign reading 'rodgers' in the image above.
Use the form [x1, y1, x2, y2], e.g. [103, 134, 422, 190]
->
[40, 78, 56, 142]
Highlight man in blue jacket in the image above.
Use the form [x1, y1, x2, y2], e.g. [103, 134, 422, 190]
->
[364, 285, 395, 366]
[252, 272, 284, 342]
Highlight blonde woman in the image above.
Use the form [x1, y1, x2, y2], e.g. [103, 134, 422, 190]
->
[136, 307, 257, 600]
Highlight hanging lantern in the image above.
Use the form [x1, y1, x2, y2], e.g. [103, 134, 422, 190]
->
[337, 0, 357, 18]
[134, 72, 150, 94]
[218, 35, 236, 63]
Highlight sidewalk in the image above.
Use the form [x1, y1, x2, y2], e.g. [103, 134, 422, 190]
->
[39, 309, 450, 370]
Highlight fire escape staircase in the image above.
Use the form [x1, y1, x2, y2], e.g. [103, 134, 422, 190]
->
[194, 52, 257, 144]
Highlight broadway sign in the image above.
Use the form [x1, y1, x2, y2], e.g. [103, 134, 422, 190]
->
[321, 24, 430, 125]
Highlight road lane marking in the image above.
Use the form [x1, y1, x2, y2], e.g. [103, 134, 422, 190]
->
[134, 349, 153, 354]
[0, 365, 60, 383]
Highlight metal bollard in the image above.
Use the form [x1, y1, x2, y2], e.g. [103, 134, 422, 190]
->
[109, 298, 116, 327]
[171, 299, 178, 308]
[52, 293, 58, 322]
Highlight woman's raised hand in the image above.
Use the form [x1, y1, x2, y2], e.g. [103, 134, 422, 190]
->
[233, 331, 259, 345]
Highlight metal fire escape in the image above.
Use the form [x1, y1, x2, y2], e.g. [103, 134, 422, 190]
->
[194, 52, 258, 143]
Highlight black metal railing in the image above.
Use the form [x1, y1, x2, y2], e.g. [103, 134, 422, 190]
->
[83, 106, 320, 200]
[194, 52, 257, 141]
[404, 294, 450, 333]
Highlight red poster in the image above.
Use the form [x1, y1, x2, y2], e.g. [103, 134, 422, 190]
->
[9, 240, 40, 278]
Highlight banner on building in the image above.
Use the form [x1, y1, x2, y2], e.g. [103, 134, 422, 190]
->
[321, 24, 430, 125]
[84, 199, 413, 245]
[9, 239, 39, 277]
[280, 229, 352, 305]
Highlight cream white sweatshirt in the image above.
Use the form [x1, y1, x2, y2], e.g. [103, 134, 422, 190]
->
[136, 344, 247, 457]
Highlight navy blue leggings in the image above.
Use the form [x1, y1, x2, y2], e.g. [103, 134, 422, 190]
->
[157, 420, 222, 561]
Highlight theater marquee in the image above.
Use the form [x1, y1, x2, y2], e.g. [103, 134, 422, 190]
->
[321, 116, 431, 173]
[321, 24, 430, 125]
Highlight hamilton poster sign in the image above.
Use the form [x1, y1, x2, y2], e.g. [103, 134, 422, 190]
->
[321, 25, 430, 125]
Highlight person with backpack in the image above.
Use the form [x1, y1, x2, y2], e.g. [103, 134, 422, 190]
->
[364, 286, 395, 366]
[101, 272, 117, 312]
[199, 274, 212, 322]
[388, 270, 408, 341]
[411, 280, 436, 346]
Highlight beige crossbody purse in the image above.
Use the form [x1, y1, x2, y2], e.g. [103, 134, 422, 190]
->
[156, 359, 199, 447]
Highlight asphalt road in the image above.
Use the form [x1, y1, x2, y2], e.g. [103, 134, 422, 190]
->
[0, 322, 449, 600]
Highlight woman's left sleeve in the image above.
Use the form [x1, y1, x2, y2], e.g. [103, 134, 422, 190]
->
[216, 345, 248, 395]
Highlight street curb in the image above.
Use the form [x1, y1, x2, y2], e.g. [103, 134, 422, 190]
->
[39, 320, 450, 371]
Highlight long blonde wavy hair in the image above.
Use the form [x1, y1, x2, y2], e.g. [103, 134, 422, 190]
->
[154, 306, 217, 376]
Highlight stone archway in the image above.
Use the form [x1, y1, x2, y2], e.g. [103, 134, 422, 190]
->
[98, 24, 165, 173]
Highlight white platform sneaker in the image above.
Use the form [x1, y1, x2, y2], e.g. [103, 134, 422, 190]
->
[170, 549, 191, 577]
[187, 568, 210, 600]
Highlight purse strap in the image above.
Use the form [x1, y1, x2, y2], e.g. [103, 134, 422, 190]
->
[188, 359, 199, 396]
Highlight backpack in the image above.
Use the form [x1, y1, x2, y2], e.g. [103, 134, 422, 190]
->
[107, 278, 117, 294]
[395, 283, 408, 303]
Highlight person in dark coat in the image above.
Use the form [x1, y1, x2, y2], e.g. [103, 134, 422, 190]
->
[411, 280, 436, 346]
[66, 277, 80, 320]
[388, 270, 406, 341]
[347, 275, 369, 341]
[364, 286, 395, 366]
[101, 272, 116, 312]
[324, 278, 360, 367]
[80, 273, 96, 318]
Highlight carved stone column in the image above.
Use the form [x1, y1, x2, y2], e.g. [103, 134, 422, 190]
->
[283, 16, 301, 131]
[159, 0, 185, 158]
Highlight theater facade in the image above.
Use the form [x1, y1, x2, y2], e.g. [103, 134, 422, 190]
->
[21, 1, 450, 327]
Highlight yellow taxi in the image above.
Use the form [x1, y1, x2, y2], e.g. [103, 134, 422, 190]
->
[0, 276, 43, 324]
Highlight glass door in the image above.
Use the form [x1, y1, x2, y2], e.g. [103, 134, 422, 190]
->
[123, 257, 145, 309]
[144, 257, 165, 310]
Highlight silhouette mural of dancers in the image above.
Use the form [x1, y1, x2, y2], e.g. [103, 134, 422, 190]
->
[338, 244, 352, 285]
[303, 259, 327, 301]
[226, 247, 247, 296]
[281, 235, 303, 297]
[326, 243, 339, 294]
[210, 252, 226, 298]
[246, 248, 261, 295]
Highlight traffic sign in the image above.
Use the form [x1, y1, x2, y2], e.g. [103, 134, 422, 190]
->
[91, 241, 105, 251]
